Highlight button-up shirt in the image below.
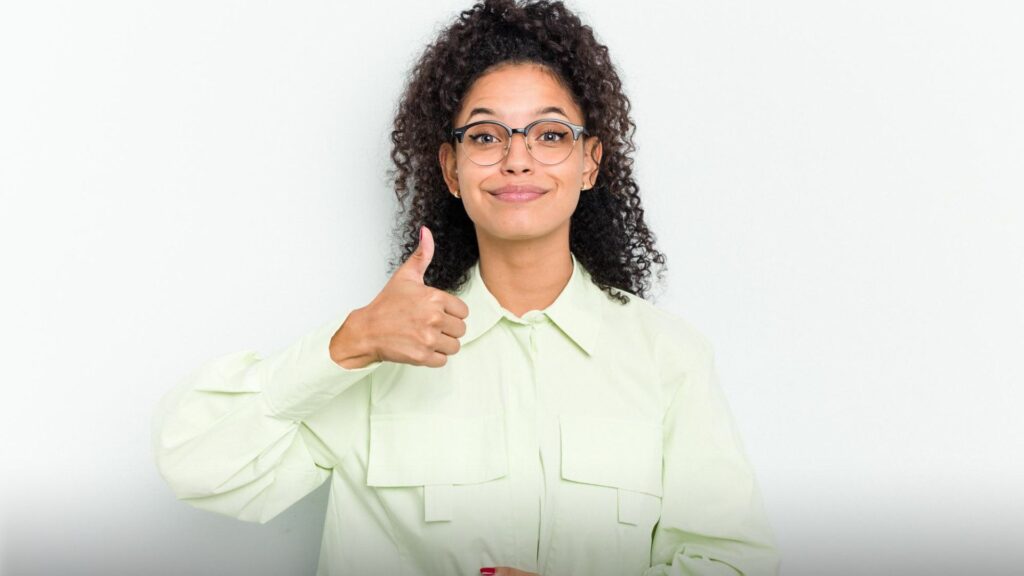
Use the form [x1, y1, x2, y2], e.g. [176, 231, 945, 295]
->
[152, 252, 780, 575]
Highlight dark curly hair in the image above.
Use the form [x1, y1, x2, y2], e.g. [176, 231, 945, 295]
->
[386, 0, 666, 304]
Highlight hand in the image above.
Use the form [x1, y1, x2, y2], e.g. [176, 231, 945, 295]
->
[480, 568, 540, 576]
[331, 226, 469, 369]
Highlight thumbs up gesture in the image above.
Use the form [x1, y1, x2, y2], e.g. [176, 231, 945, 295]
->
[330, 226, 470, 369]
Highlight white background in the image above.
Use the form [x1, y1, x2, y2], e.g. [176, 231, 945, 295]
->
[1, 1, 1022, 574]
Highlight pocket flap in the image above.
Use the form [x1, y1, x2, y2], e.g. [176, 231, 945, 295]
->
[560, 414, 663, 497]
[367, 413, 508, 487]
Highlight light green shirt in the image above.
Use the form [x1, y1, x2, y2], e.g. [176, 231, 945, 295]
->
[152, 252, 780, 575]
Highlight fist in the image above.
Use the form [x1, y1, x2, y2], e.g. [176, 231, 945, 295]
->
[356, 225, 470, 368]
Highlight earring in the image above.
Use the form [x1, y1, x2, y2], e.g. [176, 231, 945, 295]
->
[454, 190, 461, 198]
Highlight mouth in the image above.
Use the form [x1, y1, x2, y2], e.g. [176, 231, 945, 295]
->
[490, 185, 547, 203]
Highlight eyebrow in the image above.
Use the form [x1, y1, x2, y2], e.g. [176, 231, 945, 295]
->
[465, 106, 570, 122]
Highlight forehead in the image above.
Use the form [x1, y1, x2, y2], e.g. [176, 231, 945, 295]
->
[457, 63, 582, 124]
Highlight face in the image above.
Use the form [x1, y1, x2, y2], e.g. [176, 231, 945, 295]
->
[439, 63, 602, 246]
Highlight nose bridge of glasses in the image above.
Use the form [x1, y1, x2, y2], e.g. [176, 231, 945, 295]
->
[507, 127, 533, 153]
[487, 127, 530, 167]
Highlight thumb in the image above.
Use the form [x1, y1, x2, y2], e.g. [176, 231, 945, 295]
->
[401, 225, 434, 282]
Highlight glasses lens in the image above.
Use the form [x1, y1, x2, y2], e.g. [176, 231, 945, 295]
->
[527, 121, 576, 164]
[463, 122, 507, 165]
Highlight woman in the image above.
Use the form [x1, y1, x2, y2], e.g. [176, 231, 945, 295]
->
[152, 1, 781, 574]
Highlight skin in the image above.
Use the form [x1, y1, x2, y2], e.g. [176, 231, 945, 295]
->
[439, 62, 603, 319]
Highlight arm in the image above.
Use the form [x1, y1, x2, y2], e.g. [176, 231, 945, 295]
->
[150, 310, 382, 524]
[643, 338, 781, 576]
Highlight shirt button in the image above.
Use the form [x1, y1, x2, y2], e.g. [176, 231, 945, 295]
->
[523, 310, 546, 324]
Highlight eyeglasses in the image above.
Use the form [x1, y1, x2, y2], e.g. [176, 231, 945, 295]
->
[451, 118, 589, 166]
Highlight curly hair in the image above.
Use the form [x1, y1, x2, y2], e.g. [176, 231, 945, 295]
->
[386, 0, 666, 304]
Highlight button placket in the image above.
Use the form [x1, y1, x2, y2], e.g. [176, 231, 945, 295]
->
[506, 313, 546, 571]
[525, 317, 545, 569]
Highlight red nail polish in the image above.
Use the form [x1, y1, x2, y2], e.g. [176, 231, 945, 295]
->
[480, 569, 496, 575]
[419, 226, 424, 243]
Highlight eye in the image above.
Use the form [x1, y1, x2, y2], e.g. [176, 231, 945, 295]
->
[469, 134, 497, 144]
[538, 130, 568, 142]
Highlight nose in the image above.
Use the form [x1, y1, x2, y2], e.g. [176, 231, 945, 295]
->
[501, 132, 534, 175]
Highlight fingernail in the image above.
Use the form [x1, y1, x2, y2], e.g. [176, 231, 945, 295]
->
[480, 569, 496, 575]
[419, 226, 424, 243]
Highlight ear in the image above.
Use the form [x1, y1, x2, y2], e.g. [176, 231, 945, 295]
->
[582, 136, 603, 189]
[438, 142, 460, 195]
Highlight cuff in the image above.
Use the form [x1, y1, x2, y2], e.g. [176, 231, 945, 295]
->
[257, 311, 383, 421]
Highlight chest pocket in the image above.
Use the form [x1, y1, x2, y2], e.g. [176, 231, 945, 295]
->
[366, 412, 509, 522]
[559, 414, 663, 526]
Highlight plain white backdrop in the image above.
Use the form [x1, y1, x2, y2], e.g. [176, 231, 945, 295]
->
[1, 1, 1022, 574]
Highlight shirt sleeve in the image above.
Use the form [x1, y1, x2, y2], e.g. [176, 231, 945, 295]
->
[151, 311, 383, 524]
[643, 337, 781, 576]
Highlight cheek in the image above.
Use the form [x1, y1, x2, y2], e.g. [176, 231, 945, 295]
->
[458, 167, 489, 189]
[556, 165, 584, 189]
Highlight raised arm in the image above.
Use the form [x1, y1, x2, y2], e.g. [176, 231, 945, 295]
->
[152, 227, 468, 523]
[151, 310, 381, 524]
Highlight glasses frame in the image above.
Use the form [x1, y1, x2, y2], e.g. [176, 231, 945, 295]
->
[450, 118, 590, 166]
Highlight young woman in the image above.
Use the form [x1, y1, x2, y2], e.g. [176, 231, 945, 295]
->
[152, 1, 781, 574]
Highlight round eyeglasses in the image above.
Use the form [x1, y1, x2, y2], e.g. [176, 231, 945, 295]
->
[451, 118, 589, 166]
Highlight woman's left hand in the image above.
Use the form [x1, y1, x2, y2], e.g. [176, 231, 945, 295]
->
[480, 567, 539, 576]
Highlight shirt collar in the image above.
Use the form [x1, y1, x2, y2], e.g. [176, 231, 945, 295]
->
[454, 252, 606, 356]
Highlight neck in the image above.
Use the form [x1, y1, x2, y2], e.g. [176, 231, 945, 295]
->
[476, 235, 573, 319]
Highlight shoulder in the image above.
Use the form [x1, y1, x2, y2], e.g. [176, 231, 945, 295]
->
[608, 290, 713, 354]
[602, 291, 715, 381]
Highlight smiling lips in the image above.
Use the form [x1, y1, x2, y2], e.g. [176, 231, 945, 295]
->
[491, 185, 546, 202]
